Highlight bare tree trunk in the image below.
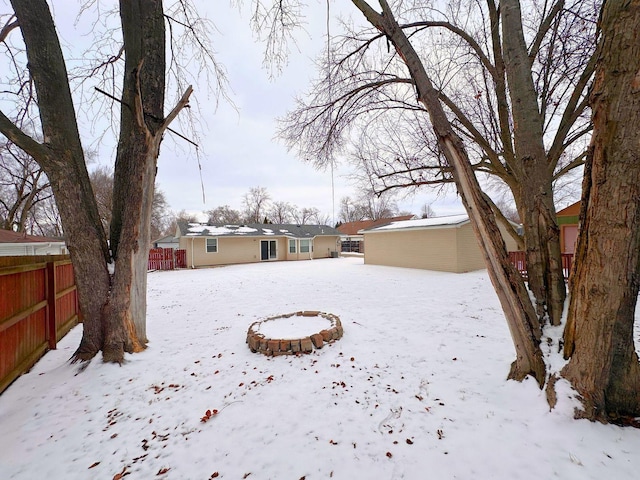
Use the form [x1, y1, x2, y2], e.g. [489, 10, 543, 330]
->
[562, 0, 640, 421]
[4, 0, 112, 360]
[501, 0, 566, 326]
[2, 0, 191, 363]
[353, 0, 546, 385]
[106, 0, 167, 357]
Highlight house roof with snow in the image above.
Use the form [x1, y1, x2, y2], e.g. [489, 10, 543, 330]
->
[337, 215, 415, 236]
[360, 214, 470, 233]
[176, 222, 340, 239]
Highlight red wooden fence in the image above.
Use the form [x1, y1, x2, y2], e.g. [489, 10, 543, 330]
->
[0, 255, 79, 395]
[508, 251, 574, 280]
[148, 248, 187, 271]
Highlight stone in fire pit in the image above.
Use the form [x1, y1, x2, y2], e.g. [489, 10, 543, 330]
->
[246, 311, 343, 356]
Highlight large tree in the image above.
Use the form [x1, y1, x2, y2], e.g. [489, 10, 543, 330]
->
[282, 0, 598, 325]
[242, 186, 272, 223]
[0, 0, 194, 362]
[0, 140, 52, 232]
[347, 0, 546, 384]
[561, 0, 640, 421]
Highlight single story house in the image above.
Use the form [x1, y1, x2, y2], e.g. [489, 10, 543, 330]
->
[152, 235, 180, 249]
[337, 215, 414, 253]
[0, 229, 68, 256]
[556, 201, 580, 254]
[176, 222, 341, 268]
[361, 214, 519, 273]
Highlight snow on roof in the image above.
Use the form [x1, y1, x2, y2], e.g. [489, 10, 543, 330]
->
[181, 223, 340, 238]
[365, 214, 469, 232]
[185, 224, 259, 236]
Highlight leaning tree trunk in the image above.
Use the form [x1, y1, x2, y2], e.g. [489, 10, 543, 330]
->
[501, 0, 566, 326]
[561, 0, 640, 422]
[353, 0, 546, 385]
[3, 0, 112, 360]
[2, 0, 192, 364]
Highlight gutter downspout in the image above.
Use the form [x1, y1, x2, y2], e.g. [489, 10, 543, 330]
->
[191, 237, 195, 268]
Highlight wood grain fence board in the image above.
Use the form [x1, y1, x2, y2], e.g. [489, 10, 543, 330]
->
[0, 255, 78, 395]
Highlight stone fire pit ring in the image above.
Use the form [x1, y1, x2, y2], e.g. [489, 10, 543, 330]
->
[246, 311, 343, 356]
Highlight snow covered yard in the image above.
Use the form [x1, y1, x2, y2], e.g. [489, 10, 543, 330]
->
[1, 256, 639, 479]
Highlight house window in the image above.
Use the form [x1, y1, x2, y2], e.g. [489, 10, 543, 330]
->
[300, 239, 311, 253]
[289, 239, 296, 253]
[206, 238, 218, 253]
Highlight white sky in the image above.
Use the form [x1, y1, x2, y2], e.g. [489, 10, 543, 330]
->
[59, 1, 465, 222]
[0, 1, 466, 223]
[2, 257, 639, 478]
[161, 1, 465, 221]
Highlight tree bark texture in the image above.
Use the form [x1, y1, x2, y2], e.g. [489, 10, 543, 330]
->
[500, 0, 566, 326]
[106, 0, 167, 358]
[6, 0, 112, 360]
[2, 0, 190, 364]
[352, 0, 546, 385]
[562, 0, 640, 421]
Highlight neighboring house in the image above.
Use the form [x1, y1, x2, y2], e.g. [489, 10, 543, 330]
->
[176, 222, 341, 268]
[0, 229, 68, 256]
[152, 235, 180, 249]
[337, 215, 414, 253]
[362, 214, 519, 273]
[556, 201, 580, 254]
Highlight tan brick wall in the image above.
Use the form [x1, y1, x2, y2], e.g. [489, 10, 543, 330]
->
[313, 236, 340, 259]
[364, 228, 458, 271]
[364, 222, 520, 273]
[179, 235, 341, 267]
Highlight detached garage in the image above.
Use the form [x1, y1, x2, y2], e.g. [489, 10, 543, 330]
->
[362, 214, 519, 273]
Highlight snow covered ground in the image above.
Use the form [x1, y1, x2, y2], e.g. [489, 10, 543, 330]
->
[1, 257, 640, 479]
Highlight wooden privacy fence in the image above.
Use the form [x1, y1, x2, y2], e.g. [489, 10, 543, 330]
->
[508, 251, 574, 280]
[0, 255, 79, 395]
[148, 248, 186, 270]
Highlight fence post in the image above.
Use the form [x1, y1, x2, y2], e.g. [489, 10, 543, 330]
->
[46, 261, 57, 349]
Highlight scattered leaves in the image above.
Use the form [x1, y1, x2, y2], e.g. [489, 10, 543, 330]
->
[88, 462, 100, 469]
[406, 438, 414, 445]
[157, 467, 171, 475]
[210, 472, 219, 479]
[329, 439, 338, 445]
[437, 429, 444, 440]
[201, 409, 219, 423]
[112, 466, 129, 480]
[386, 452, 393, 458]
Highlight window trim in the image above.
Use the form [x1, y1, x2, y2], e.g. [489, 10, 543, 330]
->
[206, 238, 218, 253]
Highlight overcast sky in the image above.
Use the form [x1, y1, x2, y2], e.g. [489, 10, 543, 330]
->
[163, 1, 464, 222]
[153, 1, 465, 222]
[4, 1, 466, 223]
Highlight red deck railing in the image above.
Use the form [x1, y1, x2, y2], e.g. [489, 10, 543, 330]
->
[148, 248, 186, 271]
[508, 251, 574, 281]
